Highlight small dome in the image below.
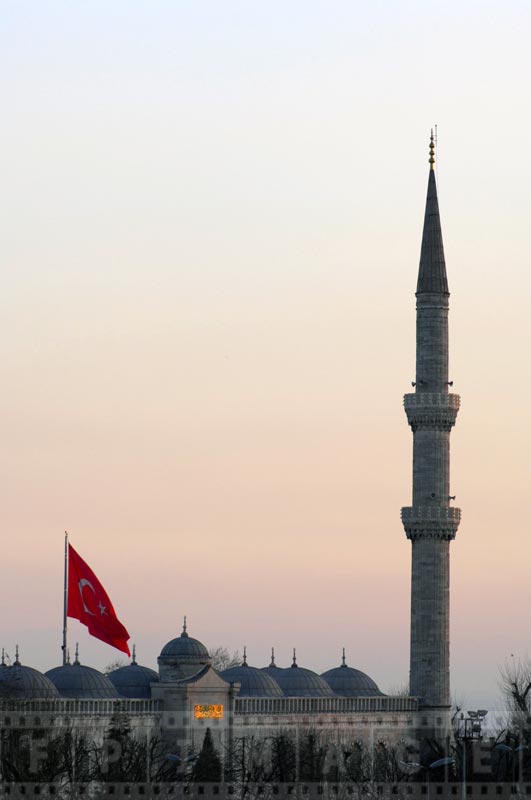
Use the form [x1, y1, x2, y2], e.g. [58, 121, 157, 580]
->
[108, 647, 159, 699]
[46, 651, 119, 699]
[321, 650, 384, 697]
[220, 649, 283, 697]
[0, 650, 59, 699]
[275, 651, 334, 698]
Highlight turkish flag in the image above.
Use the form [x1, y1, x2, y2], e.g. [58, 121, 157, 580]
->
[67, 544, 131, 656]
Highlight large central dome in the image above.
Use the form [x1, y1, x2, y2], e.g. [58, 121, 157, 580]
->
[158, 618, 212, 681]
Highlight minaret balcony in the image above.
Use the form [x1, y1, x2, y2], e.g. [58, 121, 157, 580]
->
[401, 505, 461, 540]
[403, 393, 460, 431]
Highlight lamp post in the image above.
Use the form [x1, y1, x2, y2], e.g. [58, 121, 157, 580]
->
[456, 709, 488, 800]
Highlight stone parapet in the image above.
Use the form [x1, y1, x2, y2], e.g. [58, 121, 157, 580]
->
[235, 695, 418, 716]
[401, 506, 461, 540]
[404, 393, 460, 431]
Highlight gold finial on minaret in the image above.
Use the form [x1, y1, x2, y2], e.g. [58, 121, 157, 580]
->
[429, 129, 435, 170]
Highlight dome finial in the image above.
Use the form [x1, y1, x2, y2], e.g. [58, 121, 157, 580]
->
[270, 647, 276, 667]
[182, 615, 188, 637]
[243, 646, 248, 666]
[429, 128, 435, 170]
[14, 645, 20, 666]
[66, 648, 71, 665]
[1, 648, 5, 667]
[341, 647, 347, 667]
[292, 647, 297, 668]
[74, 642, 80, 665]
[132, 644, 137, 665]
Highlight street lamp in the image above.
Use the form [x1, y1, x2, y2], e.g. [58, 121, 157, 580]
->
[456, 709, 488, 800]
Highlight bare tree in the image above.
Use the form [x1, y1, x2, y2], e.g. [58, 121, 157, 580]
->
[208, 646, 241, 671]
[499, 655, 531, 738]
[386, 682, 410, 697]
[103, 658, 127, 675]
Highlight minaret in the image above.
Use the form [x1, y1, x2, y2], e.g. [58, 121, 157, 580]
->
[401, 132, 461, 708]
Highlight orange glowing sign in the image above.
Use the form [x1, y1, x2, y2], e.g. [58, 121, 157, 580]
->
[194, 704, 224, 719]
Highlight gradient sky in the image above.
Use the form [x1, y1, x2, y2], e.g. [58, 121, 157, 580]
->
[1, 0, 531, 717]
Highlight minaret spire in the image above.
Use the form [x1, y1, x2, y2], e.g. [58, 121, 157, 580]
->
[416, 131, 448, 296]
[401, 133, 461, 716]
[429, 129, 435, 170]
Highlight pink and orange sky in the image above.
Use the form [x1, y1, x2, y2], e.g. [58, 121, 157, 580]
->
[1, 0, 531, 715]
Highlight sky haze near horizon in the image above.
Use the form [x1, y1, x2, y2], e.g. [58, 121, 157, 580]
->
[1, 0, 531, 713]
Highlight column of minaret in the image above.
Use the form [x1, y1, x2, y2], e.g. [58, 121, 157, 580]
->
[401, 132, 461, 708]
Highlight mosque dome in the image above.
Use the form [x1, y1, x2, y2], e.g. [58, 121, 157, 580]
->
[321, 650, 384, 697]
[0, 649, 59, 699]
[261, 647, 285, 679]
[108, 647, 159, 699]
[45, 649, 119, 699]
[158, 618, 212, 682]
[274, 652, 335, 698]
[220, 649, 283, 697]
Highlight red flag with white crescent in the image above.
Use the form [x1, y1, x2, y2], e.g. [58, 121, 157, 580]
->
[67, 544, 130, 656]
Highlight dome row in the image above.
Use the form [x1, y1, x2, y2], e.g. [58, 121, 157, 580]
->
[219, 648, 383, 698]
[0, 629, 383, 701]
[0, 647, 158, 701]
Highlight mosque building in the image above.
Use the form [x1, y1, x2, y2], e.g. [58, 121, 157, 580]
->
[0, 134, 459, 764]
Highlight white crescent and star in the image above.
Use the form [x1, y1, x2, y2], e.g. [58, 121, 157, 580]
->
[78, 579, 108, 616]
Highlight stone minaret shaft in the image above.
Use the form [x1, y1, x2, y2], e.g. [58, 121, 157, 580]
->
[401, 134, 461, 708]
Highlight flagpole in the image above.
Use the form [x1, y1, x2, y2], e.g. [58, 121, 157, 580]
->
[62, 531, 68, 665]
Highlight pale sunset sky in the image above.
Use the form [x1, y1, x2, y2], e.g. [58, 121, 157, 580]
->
[1, 1, 531, 715]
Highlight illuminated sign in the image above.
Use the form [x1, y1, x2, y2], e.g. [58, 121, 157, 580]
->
[194, 704, 224, 719]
